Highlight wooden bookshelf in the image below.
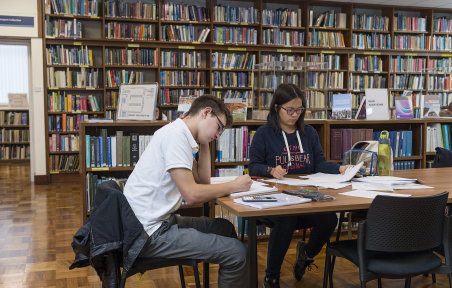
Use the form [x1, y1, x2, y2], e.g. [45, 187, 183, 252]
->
[0, 109, 30, 162]
[42, 0, 452, 180]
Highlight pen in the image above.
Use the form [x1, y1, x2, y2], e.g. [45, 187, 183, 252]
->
[251, 177, 263, 180]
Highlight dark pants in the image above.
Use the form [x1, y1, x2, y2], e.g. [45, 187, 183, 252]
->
[139, 215, 248, 288]
[266, 212, 338, 279]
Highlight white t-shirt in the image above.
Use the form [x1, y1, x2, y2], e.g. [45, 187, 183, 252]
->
[124, 118, 198, 236]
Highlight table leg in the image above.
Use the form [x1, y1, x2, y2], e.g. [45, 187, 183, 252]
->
[247, 218, 257, 288]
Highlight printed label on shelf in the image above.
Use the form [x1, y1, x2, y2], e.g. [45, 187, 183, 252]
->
[128, 44, 140, 48]
[73, 42, 82, 45]
[322, 50, 335, 54]
[277, 49, 292, 53]
[441, 54, 452, 57]
[178, 46, 195, 49]
[405, 53, 417, 56]
[91, 167, 110, 171]
[364, 52, 381, 55]
[228, 47, 246, 51]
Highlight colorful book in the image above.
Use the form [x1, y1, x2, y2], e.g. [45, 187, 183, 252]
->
[224, 98, 247, 121]
[421, 94, 441, 118]
[395, 96, 413, 119]
[331, 93, 352, 120]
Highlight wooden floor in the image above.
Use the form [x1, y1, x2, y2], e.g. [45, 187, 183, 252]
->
[0, 164, 449, 288]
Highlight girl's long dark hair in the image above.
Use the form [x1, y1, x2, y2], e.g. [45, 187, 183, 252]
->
[267, 83, 306, 134]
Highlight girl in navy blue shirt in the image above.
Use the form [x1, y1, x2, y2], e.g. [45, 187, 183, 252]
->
[249, 84, 349, 288]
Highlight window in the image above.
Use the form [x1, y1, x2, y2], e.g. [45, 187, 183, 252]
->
[0, 43, 29, 105]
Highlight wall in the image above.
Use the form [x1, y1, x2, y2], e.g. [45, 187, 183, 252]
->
[0, 0, 46, 181]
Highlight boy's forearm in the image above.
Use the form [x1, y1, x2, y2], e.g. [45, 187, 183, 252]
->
[196, 143, 211, 183]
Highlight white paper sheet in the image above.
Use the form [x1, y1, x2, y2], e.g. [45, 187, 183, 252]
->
[233, 193, 312, 209]
[351, 181, 394, 192]
[300, 162, 364, 183]
[340, 190, 411, 199]
[229, 185, 278, 198]
[263, 178, 309, 186]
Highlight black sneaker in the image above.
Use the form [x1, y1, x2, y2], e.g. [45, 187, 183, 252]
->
[263, 276, 280, 288]
[293, 241, 315, 281]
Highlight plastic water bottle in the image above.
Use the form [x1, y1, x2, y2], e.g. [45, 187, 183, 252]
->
[378, 130, 391, 176]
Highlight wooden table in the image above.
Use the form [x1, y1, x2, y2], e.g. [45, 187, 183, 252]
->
[216, 168, 452, 288]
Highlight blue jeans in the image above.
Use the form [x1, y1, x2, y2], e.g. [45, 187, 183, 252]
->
[265, 212, 338, 279]
[139, 215, 248, 288]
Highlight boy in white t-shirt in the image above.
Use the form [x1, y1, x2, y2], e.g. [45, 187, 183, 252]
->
[124, 95, 252, 287]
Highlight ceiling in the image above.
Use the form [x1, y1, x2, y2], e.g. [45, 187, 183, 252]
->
[316, 0, 452, 9]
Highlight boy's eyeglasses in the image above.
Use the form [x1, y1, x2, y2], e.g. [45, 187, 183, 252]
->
[214, 114, 225, 136]
[280, 106, 305, 116]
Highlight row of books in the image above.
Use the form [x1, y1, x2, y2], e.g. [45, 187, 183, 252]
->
[212, 71, 251, 88]
[260, 74, 299, 90]
[46, 45, 93, 66]
[0, 129, 29, 143]
[105, 111, 116, 120]
[308, 71, 344, 89]
[49, 154, 79, 172]
[351, 33, 391, 49]
[349, 75, 386, 90]
[49, 134, 79, 152]
[394, 14, 427, 32]
[352, 13, 389, 31]
[429, 35, 452, 51]
[213, 90, 251, 99]
[213, 27, 257, 44]
[307, 54, 340, 70]
[433, 17, 452, 33]
[105, 48, 157, 66]
[428, 58, 452, 70]
[45, 17, 83, 38]
[0, 112, 28, 126]
[47, 114, 89, 132]
[214, 6, 258, 24]
[214, 166, 246, 177]
[85, 174, 127, 212]
[211, 52, 256, 69]
[306, 91, 327, 109]
[390, 56, 426, 73]
[161, 3, 209, 21]
[106, 91, 117, 108]
[428, 75, 452, 91]
[105, 69, 144, 87]
[426, 123, 451, 152]
[0, 145, 29, 160]
[307, 31, 345, 48]
[330, 128, 374, 160]
[159, 88, 205, 105]
[104, 0, 157, 20]
[45, 0, 98, 16]
[47, 92, 101, 112]
[216, 126, 255, 163]
[350, 55, 383, 72]
[47, 67, 100, 88]
[161, 51, 203, 68]
[85, 131, 153, 168]
[262, 30, 305, 46]
[389, 75, 424, 90]
[394, 161, 416, 170]
[105, 22, 156, 40]
[262, 8, 302, 27]
[161, 25, 210, 42]
[372, 130, 414, 158]
[394, 35, 427, 50]
[160, 71, 206, 86]
[309, 10, 347, 28]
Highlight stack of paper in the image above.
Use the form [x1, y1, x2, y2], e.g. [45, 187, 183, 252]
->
[210, 176, 278, 197]
[233, 193, 312, 209]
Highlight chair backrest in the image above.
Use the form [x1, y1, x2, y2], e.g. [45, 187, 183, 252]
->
[434, 147, 452, 168]
[364, 192, 448, 252]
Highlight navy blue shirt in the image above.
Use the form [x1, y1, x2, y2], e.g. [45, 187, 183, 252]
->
[249, 122, 340, 177]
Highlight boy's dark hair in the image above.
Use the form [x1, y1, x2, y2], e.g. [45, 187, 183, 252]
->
[155, 105, 163, 120]
[267, 84, 306, 134]
[184, 95, 233, 126]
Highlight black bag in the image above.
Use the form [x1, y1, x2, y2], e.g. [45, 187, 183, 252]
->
[433, 147, 452, 168]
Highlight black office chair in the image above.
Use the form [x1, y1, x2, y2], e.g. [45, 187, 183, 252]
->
[323, 192, 451, 288]
[434, 147, 452, 168]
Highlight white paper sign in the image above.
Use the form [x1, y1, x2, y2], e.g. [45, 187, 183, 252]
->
[365, 88, 390, 120]
[8, 93, 28, 108]
[117, 84, 158, 120]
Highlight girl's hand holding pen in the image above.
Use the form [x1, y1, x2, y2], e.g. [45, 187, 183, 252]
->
[270, 165, 287, 179]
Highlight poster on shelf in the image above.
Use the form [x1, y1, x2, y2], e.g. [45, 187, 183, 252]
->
[117, 83, 158, 120]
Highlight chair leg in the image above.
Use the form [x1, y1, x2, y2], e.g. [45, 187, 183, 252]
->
[193, 263, 201, 288]
[377, 277, 382, 288]
[302, 228, 307, 242]
[432, 273, 437, 283]
[360, 281, 366, 288]
[448, 273, 452, 288]
[347, 212, 353, 240]
[178, 265, 186, 288]
[329, 256, 335, 288]
[404, 277, 411, 288]
[323, 253, 331, 288]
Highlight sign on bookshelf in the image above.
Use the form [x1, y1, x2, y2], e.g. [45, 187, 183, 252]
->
[117, 83, 158, 120]
[8, 93, 28, 108]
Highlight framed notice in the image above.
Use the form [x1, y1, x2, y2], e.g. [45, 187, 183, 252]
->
[117, 83, 158, 120]
[8, 93, 28, 108]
